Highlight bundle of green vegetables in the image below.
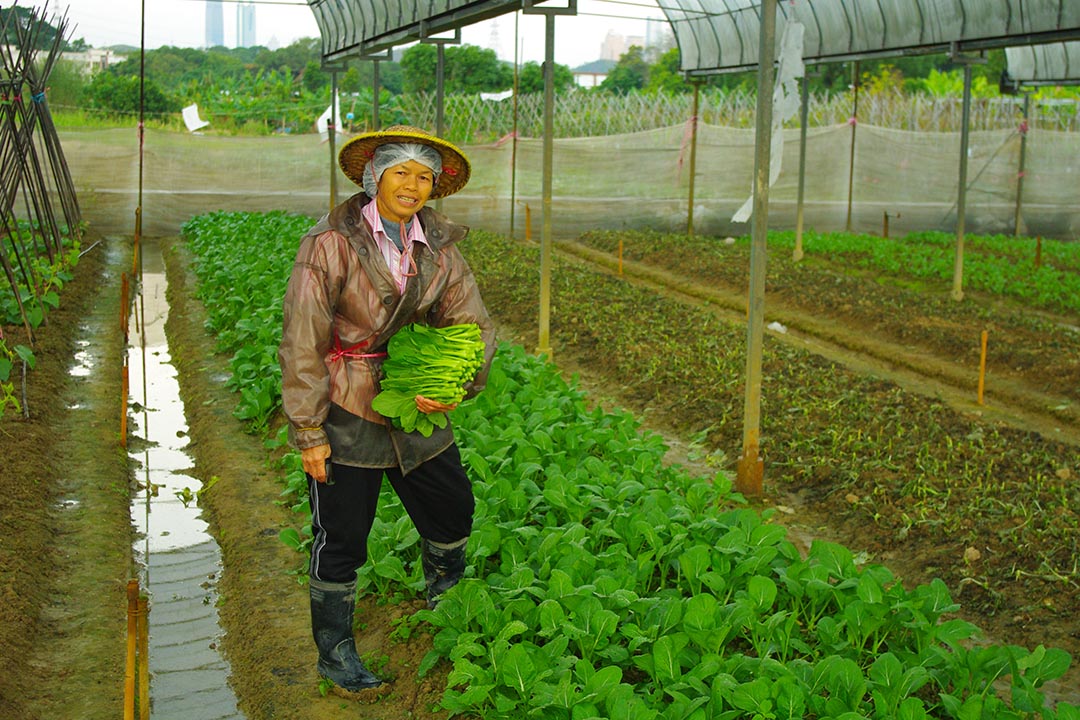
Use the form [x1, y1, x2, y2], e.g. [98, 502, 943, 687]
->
[371, 323, 486, 437]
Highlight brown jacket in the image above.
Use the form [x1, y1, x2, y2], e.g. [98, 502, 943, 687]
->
[279, 192, 495, 452]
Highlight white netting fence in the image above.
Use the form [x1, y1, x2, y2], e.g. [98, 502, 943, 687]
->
[395, 90, 1078, 142]
[55, 117, 1079, 241]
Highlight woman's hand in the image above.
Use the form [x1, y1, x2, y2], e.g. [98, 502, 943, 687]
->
[301, 443, 332, 483]
[416, 394, 457, 414]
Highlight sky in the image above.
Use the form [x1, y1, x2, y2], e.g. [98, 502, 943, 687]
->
[25, 0, 670, 68]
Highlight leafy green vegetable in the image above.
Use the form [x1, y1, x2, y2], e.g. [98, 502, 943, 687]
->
[371, 323, 486, 437]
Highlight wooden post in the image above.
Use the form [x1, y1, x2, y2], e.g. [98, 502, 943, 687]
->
[736, 0, 778, 498]
[525, 204, 532, 243]
[977, 330, 988, 405]
[845, 61, 859, 233]
[686, 82, 700, 238]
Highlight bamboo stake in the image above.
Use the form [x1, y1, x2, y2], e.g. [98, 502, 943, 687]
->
[524, 204, 532, 243]
[977, 330, 988, 405]
[124, 579, 138, 720]
[121, 363, 129, 448]
[137, 595, 150, 720]
[121, 272, 129, 339]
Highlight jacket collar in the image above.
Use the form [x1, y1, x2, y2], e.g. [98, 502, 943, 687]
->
[327, 192, 468, 251]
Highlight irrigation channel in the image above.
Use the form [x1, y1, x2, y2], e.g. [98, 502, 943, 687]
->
[127, 238, 245, 719]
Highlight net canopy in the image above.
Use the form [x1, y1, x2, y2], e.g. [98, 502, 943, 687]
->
[308, 0, 523, 62]
[663, 0, 1080, 76]
[1006, 41, 1080, 85]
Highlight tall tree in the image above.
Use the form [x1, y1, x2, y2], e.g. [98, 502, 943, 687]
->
[516, 61, 575, 95]
[401, 43, 438, 93]
[644, 47, 690, 94]
[85, 73, 175, 115]
[599, 46, 649, 95]
[1, 6, 62, 48]
[302, 59, 328, 94]
[401, 43, 514, 94]
[445, 45, 513, 93]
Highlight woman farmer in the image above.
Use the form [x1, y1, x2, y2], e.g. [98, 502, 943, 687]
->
[278, 125, 495, 694]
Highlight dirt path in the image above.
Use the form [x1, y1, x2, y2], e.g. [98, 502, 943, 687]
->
[1, 235, 133, 720]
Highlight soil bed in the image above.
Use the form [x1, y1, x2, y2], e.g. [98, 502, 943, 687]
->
[1, 226, 1077, 718]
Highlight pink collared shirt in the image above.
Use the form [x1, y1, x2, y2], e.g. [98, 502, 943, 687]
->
[361, 200, 430, 294]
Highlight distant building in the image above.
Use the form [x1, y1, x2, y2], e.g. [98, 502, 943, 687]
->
[237, 2, 256, 48]
[644, 18, 676, 60]
[205, 1, 224, 48]
[572, 59, 616, 88]
[600, 30, 645, 62]
[62, 47, 126, 74]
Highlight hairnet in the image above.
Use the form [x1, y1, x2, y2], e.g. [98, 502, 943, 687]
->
[361, 142, 443, 199]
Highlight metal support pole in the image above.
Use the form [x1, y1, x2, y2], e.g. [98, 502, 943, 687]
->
[328, 71, 338, 211]
[735, 0, 777, 498]
[687, 82, 700, 238]
[1013, 93, 1029, 237]
[372, 60, 381, 131]
[952, 63, 972, 302]
[436, 44, 446, 139]
[845, 61, 859, 233]
[436, 44, 446, 212]
[537, 13, 555, 357]
[793, 73, 810, 261]
[510, 11, 520, 239]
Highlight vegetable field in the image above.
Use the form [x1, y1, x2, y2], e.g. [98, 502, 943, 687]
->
[173, 211, 1079, 717]
[0, 222, 81, 421]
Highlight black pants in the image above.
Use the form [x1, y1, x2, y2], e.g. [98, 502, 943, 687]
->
[307, 443, 474, 584]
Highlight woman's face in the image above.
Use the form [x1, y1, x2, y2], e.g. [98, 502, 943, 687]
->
[375, 159, 435, 224]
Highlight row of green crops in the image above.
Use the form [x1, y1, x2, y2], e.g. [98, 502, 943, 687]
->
[180, 210, 313, 432]
[583, 228, 1080, 316]
[573, 226, 1080, 418]
[0, 223, 79, 419]
[179, 211, 1076, 719]
[0, 328, 35, 418]
[416, 346, 1075, 720]
[772, 230, 1080, 315]
[1, 223, 79, 328]
[464, 229, 1080, 663]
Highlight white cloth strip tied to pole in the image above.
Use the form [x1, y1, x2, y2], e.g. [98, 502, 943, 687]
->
[732, 17, 805, 223]
[317, 93, 344, 141]
[480, 90, 514, 102]
[181, 104, 210, 133]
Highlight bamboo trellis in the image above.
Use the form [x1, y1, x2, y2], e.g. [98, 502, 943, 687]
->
[397, 88, 1076, 144]
[0, 2, 82, 345]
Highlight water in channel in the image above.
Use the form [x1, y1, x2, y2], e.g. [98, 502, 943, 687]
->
[127, 238, 245, 719]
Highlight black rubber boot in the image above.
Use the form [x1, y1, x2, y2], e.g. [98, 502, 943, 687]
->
[422, 539, 467, 608]
[309, 578, 383, 692]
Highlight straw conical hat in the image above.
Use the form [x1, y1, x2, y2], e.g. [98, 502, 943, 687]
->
[338, 124, 471, 199]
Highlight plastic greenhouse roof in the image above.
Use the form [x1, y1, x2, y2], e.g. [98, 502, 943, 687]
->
[307, 0, 525, 63]
[1006, 41, 1080, 84]
[660, 0, 1080, 76]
